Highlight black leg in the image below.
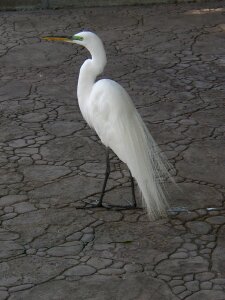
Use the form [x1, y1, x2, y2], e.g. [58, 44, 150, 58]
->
[129, 170, 137, 208]
[98, 147, 110, 206]
[86, 147, 110, 208]
[103, 169, 137, 210]
[84, 149, 137, 210]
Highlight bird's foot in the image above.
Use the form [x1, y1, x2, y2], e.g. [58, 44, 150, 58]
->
[79, 200, 137, 210]
[103, 203, 137, 211]
[85, 200, 103, 208]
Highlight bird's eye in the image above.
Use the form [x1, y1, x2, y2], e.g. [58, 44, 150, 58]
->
[73, 35, 84, 41]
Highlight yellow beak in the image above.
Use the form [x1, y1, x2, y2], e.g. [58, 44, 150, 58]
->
[42, 36, 73, 43]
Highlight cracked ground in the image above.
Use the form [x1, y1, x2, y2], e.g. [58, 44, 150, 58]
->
[0, 1, 225, 299]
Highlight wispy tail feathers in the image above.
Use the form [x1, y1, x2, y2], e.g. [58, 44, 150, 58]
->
[116, 112, 172, 220]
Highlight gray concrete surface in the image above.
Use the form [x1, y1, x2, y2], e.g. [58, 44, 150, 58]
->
[0, 0, 214, 11]
[0, 1, 225, 299]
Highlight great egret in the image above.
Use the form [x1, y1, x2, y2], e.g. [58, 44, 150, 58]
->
[43, 32, 173, 219]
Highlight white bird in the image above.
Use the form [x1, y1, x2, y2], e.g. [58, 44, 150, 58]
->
[43, 31, 173, 219]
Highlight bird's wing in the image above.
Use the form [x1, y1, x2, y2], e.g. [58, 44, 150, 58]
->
[87, 79, 134, 154]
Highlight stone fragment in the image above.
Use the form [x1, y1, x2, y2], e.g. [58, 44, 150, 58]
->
[66, 232, 83, 242]
[18, 157, 33, 165]
[179, 290, 192, 299]
[82, 227, 94, 234]
[26, 248, 36, 255]
[177, 212, 198, 222]
[200, 234, 216, 241]
[0, 256, 74, 286]
[0, 79, 31, 101]
[195, 239, 206, 245]
[211, 278, 225, 285]
[22, 165, 70, 182]
[81, 233, 94, 243]
[208, 210, 220, 216]
[87, 257, 112, 269]
[183, 243, 198, 251]
[207, 242, 216, 249]
[172, 285, 186, 294]
[196, 209, 207, 216]
[175, 145, 187, 152]
[206, 216, 225, 225]
[29, 175, 105, 203]
[36, 251, 45, 257]
[9, 139, 27, 148]
[35, 160, 47, 165]
[170, 280, 184, 287]
[179, 119, 197, 125]
[32, 154, 42, 160]
[19, 112, 48, 123]
[111, 261, 125, 269]
[0, 291, 9, 300]
[156, 256, 209, 276]
[0, 241, 24, 259]
[9, 284, 34, 292]
[47, 241, 83, 256]
[184, 274, 194, 282]
[190, 251, 197, 257]
[169, 182, 223, 210]
[0, 153, 8, 166]
[194, 81, 212, 89]
[64, 265, 96, 276]
[80, 256, 90, 263]
[154, 253, 169, 264]
[0, 170, 23, 185]
[195, 272, 215, 281]
[124, 263, 143, 273]
[0, 230, 19, 241]
[200, 249, 211, 254]
[36, 135, 54, 141]
[7, 274, 179, 299]
[15, 147, 38, 155]
[0, 122, 33, 143]
[186, 221, 212, 235]
[186, 290, 225, 300]
[40, 136, 105, 162]
[93, 211, 123, 222]
[177, 140, 225, 186]
[170, 252, 188, 259]
[44, 121, 83, 136]
[213, 285, 223, 290]
[98, 268, 125, 275]
[94, 221, 182, 265]
[157, 274, 171, 281]
[4, 206, 14, 213]
[212, 225, 225, 276]
[93, 244, 115, 251]
[13, 202, 36, 213]
[185, 280, 199, 292]
[80, 162, 105, 174]
[200, 281, 213, 289]
[0, 213, 18, 220]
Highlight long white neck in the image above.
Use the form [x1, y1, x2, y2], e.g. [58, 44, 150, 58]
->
[77, 40, 107, 104]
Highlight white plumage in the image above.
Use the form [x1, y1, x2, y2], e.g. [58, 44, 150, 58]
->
[43, 31, 173, 219]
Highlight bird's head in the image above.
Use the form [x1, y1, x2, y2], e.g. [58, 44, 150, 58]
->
[42, 31, 102, 51]
[43, 31, 107, 70]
